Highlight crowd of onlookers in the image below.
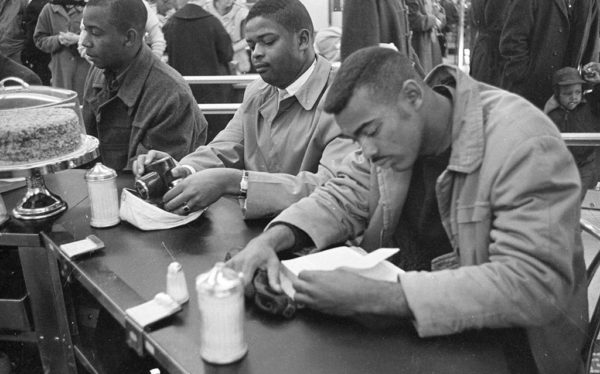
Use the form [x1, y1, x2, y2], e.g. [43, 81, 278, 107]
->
[0, 0, 253, 99]
[468, 0, 600, 194]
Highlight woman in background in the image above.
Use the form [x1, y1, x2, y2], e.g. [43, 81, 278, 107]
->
[34, 0, 90, 97]
[205, 0, 250, 74]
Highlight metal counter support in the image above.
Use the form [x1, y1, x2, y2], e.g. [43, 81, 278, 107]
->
[0, 231, 77, 373]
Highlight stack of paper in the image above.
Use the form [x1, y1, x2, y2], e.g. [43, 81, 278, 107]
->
[279, 246, 403, 298]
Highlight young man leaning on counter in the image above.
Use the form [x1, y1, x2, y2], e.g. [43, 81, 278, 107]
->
[228, 47, 588, 374]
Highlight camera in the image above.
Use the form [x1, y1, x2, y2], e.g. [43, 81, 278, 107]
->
[135, 156, 181, 201]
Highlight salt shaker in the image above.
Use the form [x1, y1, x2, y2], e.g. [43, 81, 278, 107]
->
[166, 262, 189, 304]
[85, 162, 120, 228]
[196, 262, 247, 364]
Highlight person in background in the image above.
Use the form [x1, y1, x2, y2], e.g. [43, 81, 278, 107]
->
[228, 46, 587, 374]
[0, 52, 43, 85]
[314, 26, 341, 65]
[21, 0, 52, 85]
[499, 0, 599, 109]
[0, 0, 27, 62]
[204, 0, 251, 74]
[544, 65, 600, 200]
[163, 0, 233, 105]
[468, 0, 511, 86]
[80, 0, 207, 171]
[34, 0, 91, 97]
[437, 0, 457, 57]
[148, 0, 176, 28]
[406, 0, 445, 73]
[339, 0, 424, 77]
[134, 0, 358, 220]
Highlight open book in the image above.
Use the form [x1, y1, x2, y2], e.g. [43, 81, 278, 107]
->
[279, 246, 403, 299]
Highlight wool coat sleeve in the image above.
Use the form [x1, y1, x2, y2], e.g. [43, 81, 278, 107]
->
[498, 0, 534, 90]
[269, 150, 375, 249]
[33, 4, 62, 54]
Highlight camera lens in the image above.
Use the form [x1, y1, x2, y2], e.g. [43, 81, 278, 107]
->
[135, 171, 164, 200]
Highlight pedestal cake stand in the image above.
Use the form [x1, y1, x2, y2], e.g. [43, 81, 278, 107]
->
[0, 135, 99, 220]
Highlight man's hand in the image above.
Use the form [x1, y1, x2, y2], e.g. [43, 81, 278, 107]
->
[162, 168, 242, 214]
[583, 62, 600, 84]
[292, 269, 411, 318]
[226, 224, 297, 292]
[132, 150, 174, 177]
[58, 31, 79, 46]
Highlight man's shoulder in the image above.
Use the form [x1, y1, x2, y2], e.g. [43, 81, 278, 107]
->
[144, 60, 193, 97]
[480, 87, 564, 146]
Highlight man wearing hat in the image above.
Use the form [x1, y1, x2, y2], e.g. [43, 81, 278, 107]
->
[545, 64, 600, 198]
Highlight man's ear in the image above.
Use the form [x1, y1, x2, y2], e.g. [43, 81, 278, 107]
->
[400, 79, 423, 110]
[124, 28, 140, 47]
[297, 28, 311, 51]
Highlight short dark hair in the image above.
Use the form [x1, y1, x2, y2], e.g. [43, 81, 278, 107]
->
[86, 0, 147, 35]
[247, 0, 314, 36]
[324, 47, 421, 114]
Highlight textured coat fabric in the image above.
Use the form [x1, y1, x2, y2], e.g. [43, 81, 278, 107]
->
[499, 0, 600, 108]
[0, 53, 42, 85]
[33, 3, 90, 98]
[164, 3, 233, 104]
[406, 0, 443, 73]
[469, 0, 512, 86]
[340, 0, 411, 61]
[0, 0, 27, 60]
[273, 65, 587, 374]
[82, 45, 208, 171]
[179, 56, 358, 219]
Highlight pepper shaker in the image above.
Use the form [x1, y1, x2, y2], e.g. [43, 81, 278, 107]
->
[166, 262, 189, 304]
[85, 162, 120, 228]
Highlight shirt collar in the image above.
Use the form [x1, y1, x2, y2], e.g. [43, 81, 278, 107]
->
[278, 57, 317, 101]
[94, 45, 155, 107]
[188, 0, 207, 7]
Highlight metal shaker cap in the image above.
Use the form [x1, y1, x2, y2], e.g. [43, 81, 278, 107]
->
[168, 261, 183, 274]
[196, 262, 242, 297]
[85, 162, 117, 181]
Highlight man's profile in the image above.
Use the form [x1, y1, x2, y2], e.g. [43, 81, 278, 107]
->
[81, 0, 207, 171]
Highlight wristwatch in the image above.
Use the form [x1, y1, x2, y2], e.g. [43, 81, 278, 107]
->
[238, 170, 249, 199]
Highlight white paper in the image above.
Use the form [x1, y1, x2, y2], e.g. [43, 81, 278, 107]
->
[59, 235, 104, 258]
[125, 292, 182, 327]
[279, 246, 403, 298]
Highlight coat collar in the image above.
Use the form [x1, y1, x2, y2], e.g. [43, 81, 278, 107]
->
[49, 3, 81, 17]
[292, 55, 332, 111]
[554, 0, 569, 20]
[91, 45, 156, 108]
[426, 64, 485, 174]
[174, 2, 213, 19]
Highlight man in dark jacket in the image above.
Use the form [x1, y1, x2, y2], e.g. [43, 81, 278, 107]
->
[499, 0, 599, 109]
[469, 0, 511, 86]
[163, 0, 233, 140]
[81, 0, 207, 170]
[163, 0, 233, 105]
